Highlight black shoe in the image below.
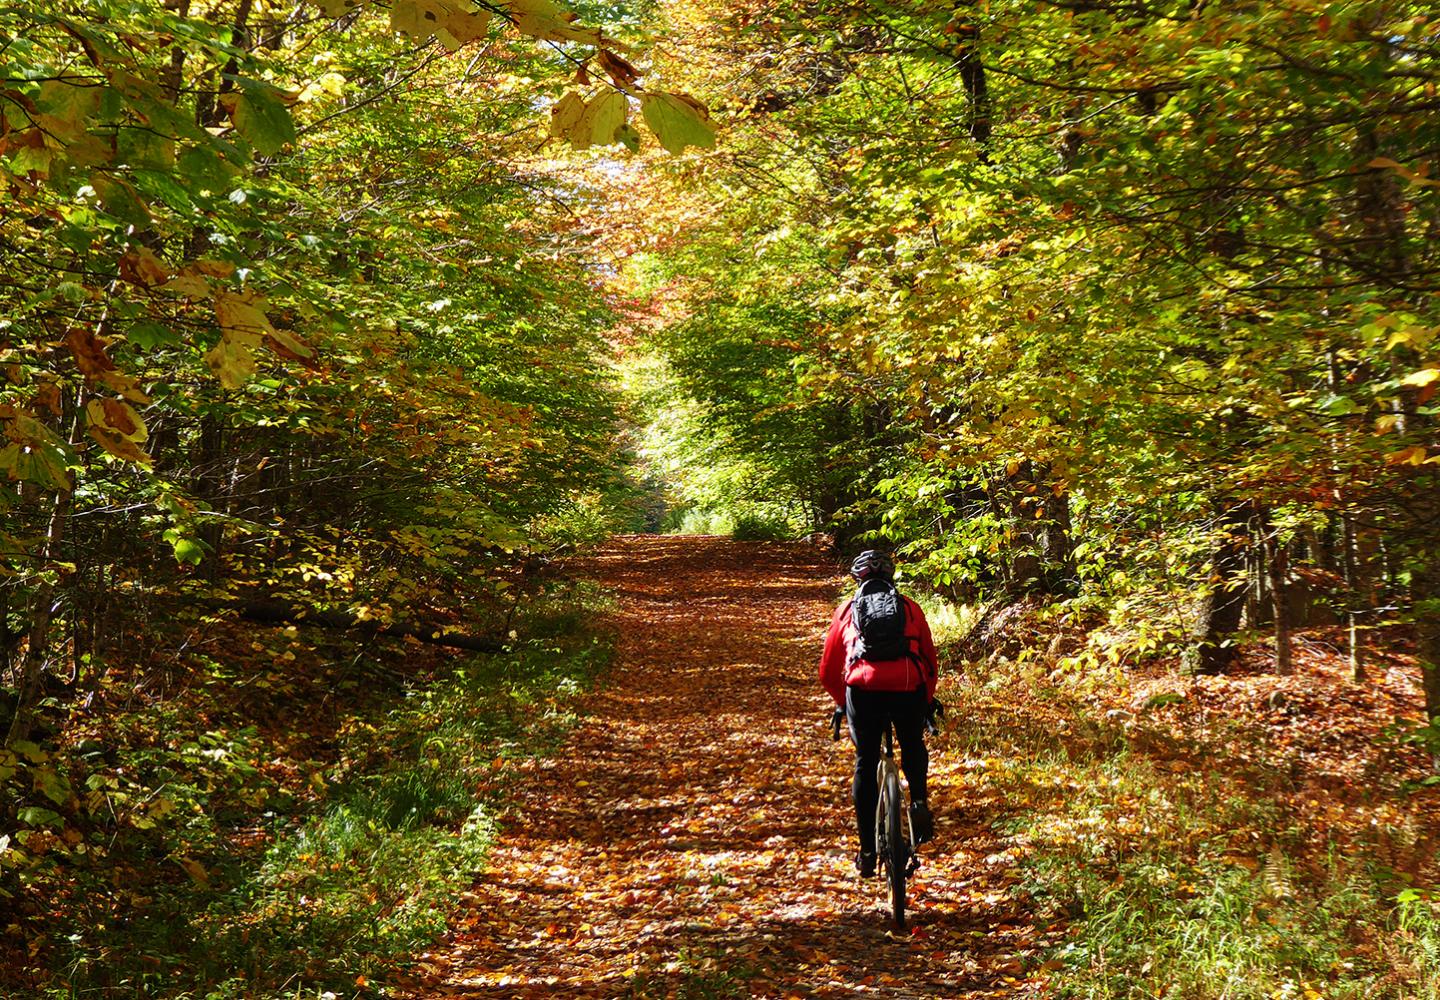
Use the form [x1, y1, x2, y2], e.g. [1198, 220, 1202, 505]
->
[910, 801, 934, 845]
[856, 850, 876, 878]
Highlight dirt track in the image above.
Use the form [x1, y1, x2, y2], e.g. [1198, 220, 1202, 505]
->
[408, 535, 1034, 998]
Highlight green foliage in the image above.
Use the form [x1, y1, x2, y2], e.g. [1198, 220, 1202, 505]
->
[23, 587, 612, 999]
[627, 0, 1440, 681]
[729, 511, 793, 542]
[0, 0, 643, 790]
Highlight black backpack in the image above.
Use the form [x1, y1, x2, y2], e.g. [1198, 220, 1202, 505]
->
[848, 577, 910, 663]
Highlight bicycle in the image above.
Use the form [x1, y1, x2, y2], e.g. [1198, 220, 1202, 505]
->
[831, 704, 940, 929]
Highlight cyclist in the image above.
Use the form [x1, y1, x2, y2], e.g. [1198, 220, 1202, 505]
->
[818, 549, 940, 877]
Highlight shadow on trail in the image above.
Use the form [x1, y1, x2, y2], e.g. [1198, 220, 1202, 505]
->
[402, 536, 1033, 999]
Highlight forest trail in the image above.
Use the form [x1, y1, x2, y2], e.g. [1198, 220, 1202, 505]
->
[406, 535, 1037, 999]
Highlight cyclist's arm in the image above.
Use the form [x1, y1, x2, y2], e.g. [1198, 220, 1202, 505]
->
[912, 602, 940, 702]
[818, 603, 850, 707]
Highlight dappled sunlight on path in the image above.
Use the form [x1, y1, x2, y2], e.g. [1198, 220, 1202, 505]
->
[405, 536, 1035, 998]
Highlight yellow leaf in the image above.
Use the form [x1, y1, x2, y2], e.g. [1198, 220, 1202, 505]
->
[266, 328, 316, 361]
[311, 0, 364, 15]
[640, 92, 717, 154]
[504, 0, 601, 43]
[85, 398, 146, 441]
[98, 370, 152, 405]
[298, 71, 348, 103]
[436, 13, 489, 49]
[176, 857, 210, 886]
[206, 337, 258, 391]
[87, 426, 152, 465]
[571, 90, 627, 149]
[119, 246, 169, 287]
[215, 289, 273, 340]
[1385, 446, 1428, 466]
[162, 273, 211, 299]
[549, 92, 586, 140]
[85, 397, 151, 464]
[1386, 324, 1436, 351]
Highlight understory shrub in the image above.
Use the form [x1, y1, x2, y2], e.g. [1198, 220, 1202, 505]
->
[24, 587, 613, 1000]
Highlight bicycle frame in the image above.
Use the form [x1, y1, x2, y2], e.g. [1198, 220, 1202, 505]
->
[876, 724, 917, 862]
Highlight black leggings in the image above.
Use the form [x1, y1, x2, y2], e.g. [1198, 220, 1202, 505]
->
[845, 686, 929, 855]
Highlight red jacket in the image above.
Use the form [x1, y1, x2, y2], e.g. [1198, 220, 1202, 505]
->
[818, 594, 938, 706]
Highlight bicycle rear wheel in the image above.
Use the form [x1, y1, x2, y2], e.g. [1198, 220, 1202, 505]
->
[875, 769, 907, 928]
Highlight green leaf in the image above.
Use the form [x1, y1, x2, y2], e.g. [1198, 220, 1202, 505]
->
[173, 538, 206, 565]
[230, 78, 296, 156]
[90, 171, 152, 227]
[11, 740, 47, 764]
[1320, 394, 1360, 416]
[127, 320, 180, 349]
[37, 79, 105, 125]
[178, 144, 239, 192]
[34, 766, 72, 806]
[18, 806, 62, 828]
[640, 93, 716, 154]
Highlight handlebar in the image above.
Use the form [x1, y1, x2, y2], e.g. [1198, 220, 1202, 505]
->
[926, 698, 946, 737]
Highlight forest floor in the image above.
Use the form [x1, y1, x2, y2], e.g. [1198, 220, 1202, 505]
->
[6, 535, 1435, 998]
[399, 534, 1039, 999]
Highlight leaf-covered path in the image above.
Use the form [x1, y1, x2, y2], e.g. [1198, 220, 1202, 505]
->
[407, 535, 1036, 998]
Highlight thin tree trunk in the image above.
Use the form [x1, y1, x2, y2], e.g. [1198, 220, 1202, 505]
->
[950, 4, 992, 150]
[6, 489, 70, 747]
[1414, 561, 1440, 772]
[1340, 515, 1365, 683]
[1268, 537, 1292, 675]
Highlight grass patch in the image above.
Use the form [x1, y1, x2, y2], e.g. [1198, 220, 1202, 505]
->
[25, 584, 614, 1000]
[940, 665, 1440, 999]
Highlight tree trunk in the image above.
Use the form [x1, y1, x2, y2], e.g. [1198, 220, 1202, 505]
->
[950, 8, 992, 150]
[990, 461, 1075, 598]
[1040, 488, 1078, 596]
[1183, 501, 1251, 675]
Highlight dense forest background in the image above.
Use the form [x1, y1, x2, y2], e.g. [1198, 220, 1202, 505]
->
[2, 0, 1438, 996]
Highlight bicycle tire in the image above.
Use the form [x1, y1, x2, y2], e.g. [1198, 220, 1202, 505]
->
[876, 769, 907, 928]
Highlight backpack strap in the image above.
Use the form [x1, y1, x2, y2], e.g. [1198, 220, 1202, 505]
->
[845, 589, 862, 666]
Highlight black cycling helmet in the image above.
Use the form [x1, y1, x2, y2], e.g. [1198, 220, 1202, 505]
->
[849, 549, 895, 582]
